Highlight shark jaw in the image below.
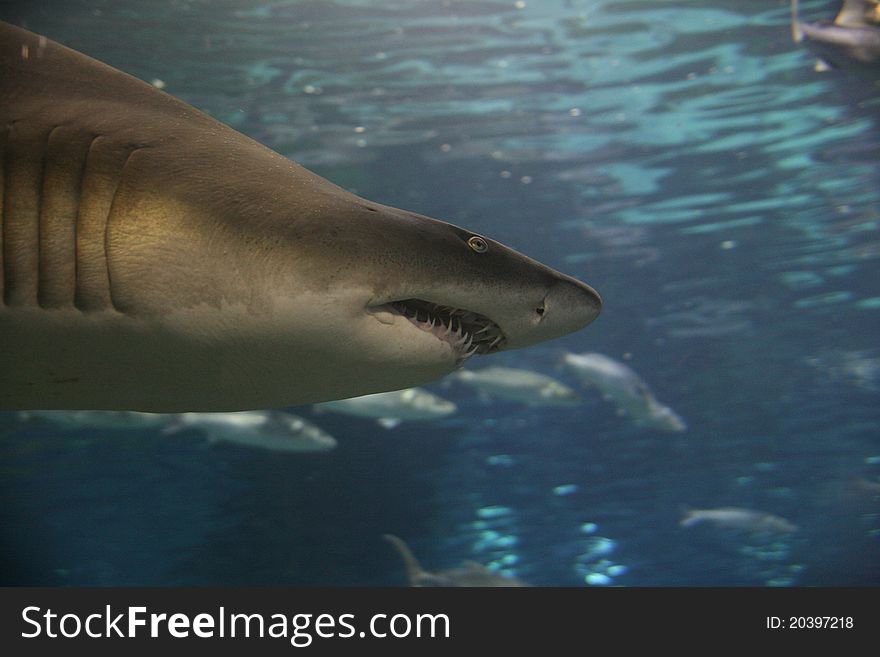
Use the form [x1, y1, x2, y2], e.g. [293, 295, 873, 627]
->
[367, 298, 506, 367]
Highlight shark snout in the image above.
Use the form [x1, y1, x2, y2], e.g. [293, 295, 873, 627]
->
[546, 278, 602, 334]
[501, 277, 601, 350]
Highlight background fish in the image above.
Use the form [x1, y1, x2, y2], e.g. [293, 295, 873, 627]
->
[451, 366, 581, 406]
[562, 352, 686, 432]
[680, 507, 798, 534]
[313, 388, 457, 429]
[162, 411, 338, 453]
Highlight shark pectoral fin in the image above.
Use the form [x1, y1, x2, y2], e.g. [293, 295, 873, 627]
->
[378, 418, 402, 429]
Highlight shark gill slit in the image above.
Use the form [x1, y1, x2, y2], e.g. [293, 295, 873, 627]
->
[105, 146, 141, 314]
[74, 135, 127, 313]
[35, 126, 53, 308]
[38, 125, 89, 309]
[3, 121, 49, 307]
[35, 126, 51, 308]
[72, 135, 100, 312]
[38, 125, 66, 308]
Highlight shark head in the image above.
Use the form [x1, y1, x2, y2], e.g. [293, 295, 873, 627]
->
[363, 205, 600, 354]
[269, 197, 601, 397]
[0, 20, 601, 411]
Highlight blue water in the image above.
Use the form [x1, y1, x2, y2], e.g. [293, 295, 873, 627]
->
[1, 0, 878, 586]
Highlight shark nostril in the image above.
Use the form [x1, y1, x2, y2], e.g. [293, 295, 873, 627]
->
[535, 306, 545, 316]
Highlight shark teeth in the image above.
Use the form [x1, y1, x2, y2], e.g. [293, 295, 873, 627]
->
[385, 299, 506, 359]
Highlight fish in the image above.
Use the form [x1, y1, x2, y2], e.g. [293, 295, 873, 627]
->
[561, 352, 686, 432]
[451, 366, 581, 405]
[0, 21, 601, 412]
[791, 0, 880, 71]
[382, 534, 527, 587]
[679, 507, 798, 534]
[16, 409, 167, 431]
[161, 411, 337, 452]
[314, 387, 456, 429]
[16, 408, 337, 452]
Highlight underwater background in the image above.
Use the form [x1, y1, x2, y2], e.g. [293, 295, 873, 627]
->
[1, 0, 878, 586]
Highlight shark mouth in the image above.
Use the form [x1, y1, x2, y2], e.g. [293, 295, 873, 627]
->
[381, 299, 506, 360]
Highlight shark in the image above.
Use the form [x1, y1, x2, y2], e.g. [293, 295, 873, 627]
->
[0, 22, 601, 412]
[791, 0, 880, 71]
[382, 534, 527, 587]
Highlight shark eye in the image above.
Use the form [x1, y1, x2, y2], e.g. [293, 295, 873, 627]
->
[467, 236, 488, 253]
